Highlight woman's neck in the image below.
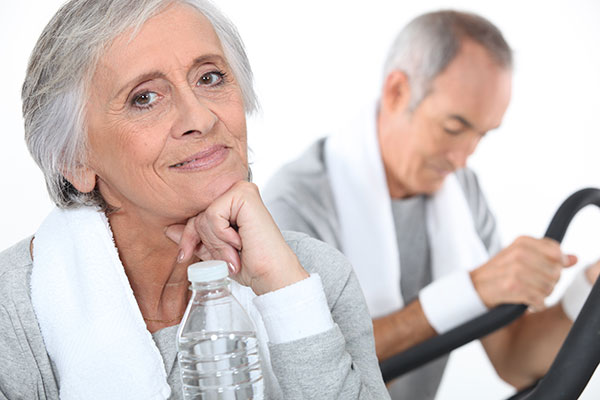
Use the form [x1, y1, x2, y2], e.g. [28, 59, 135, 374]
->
[107, 209, 196, 332]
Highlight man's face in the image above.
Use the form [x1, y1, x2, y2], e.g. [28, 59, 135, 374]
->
[378, 39, 513, 198]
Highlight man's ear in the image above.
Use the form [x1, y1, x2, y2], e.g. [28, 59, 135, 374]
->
[381, 70, 412, 114]
[63, 165, 97, 193]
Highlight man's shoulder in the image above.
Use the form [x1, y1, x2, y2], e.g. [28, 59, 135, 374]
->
[262, 139, 342, 247]
[262, 138, 331, 205]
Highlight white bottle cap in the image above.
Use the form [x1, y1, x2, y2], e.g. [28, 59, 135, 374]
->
[187, 260, 229, 283]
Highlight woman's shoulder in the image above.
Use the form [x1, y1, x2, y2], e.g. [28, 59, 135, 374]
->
[283, 230, 350, 270]
[0, 237, 59, 399]
[0, 236, 34, 291]
[0, 236, 33, 272]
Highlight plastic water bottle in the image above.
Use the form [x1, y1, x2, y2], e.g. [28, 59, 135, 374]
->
[177, 260, 264, 399]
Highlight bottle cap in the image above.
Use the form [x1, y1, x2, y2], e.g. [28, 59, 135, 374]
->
[187, 260, 229, 283]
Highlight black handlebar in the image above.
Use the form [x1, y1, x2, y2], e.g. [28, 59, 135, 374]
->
[380, 188, 600, 399]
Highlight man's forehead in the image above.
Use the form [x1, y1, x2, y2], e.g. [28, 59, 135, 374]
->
[425, 66, 511, 131]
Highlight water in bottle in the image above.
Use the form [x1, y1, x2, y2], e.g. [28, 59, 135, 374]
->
[177, 260, 264, 400]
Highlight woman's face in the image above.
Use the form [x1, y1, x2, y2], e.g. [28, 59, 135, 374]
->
[78, 3, 248, 223]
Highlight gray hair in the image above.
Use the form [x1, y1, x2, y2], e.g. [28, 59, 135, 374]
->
[22, 0, 257, 209]
[383, 10, 513, 110]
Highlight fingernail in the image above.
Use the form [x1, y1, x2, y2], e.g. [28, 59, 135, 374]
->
[177, 249, 185, 263]
[228, 262, 236, 274]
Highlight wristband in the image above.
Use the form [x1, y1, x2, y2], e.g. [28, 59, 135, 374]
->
[561, 268, 593, 321]
[419, 270, 488, 334]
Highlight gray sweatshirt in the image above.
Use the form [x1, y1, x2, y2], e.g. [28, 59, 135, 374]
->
[0, 231, 390, 400]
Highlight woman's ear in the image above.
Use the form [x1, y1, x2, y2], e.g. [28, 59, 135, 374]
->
[381, 70, 412, 114]
[63, 165, 97, 193]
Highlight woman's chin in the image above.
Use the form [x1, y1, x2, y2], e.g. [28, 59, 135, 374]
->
[179, 169, 248, 213]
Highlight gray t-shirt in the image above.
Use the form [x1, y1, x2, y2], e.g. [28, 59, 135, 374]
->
[392, 196, 432, 305]
[263, 138, 502, 400]
[0, 231, 390, 400]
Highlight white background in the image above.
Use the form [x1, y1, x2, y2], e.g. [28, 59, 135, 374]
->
[1, 0, 599, 398]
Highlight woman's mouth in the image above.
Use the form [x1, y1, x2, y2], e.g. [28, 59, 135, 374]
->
[170, 145, 229, 171]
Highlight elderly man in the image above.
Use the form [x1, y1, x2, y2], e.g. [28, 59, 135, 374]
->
[263, 10, 598, 399]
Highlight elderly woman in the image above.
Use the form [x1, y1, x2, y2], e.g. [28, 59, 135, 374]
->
[0, 0, 389, 399]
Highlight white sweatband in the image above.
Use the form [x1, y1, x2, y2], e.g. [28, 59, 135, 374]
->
[253, 273, 334, 344]
[419, 270, 488, 334]
[561, 268, 593, 321]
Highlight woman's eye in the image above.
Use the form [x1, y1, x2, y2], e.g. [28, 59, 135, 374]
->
[132, 91, 158, 108]
[197, 71, 225, 87]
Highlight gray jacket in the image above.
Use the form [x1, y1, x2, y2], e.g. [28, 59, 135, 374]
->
[0, 231, 390, 400]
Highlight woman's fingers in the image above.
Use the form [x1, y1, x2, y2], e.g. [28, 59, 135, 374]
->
[196, 206, 243, 252]
[164, 224, 184, 244]
[194, 212, 242, 270]
[174, 218, 202, 263]
[193, 242, 240, 274]
[164, 218, 202, 263]
[164, 217, 242, 268]
[165, 181, 308, 294]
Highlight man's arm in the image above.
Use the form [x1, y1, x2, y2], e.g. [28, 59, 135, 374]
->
[467, 235, 575, 389]
[372, 233, 581, 385]
[480, 304, 570, 389]
[480, 261, 600, 389]
[372, 300, 436, 361]
[376, 235, 574, 362]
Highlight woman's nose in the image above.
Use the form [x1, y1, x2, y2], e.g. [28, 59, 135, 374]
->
[170, 91, 218, 138]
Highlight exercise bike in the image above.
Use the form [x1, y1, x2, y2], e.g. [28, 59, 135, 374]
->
[380, 188, 600, 400]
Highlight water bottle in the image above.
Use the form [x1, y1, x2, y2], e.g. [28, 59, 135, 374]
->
[177, 260, 264, 399]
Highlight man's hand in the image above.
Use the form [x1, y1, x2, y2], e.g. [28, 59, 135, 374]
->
[470, 236, 577, 311]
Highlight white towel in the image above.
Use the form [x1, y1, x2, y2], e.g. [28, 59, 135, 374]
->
[31, 207, 171, 400]
[325, 103, 489, 332]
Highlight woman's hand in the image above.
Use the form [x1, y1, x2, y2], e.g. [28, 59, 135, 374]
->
[165, 181, 309, 295]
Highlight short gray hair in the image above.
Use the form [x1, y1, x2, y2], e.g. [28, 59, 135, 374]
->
[383, 10, 513, 110]
[22, 0, 257, 209]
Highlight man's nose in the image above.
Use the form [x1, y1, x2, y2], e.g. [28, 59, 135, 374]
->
[446, 136, 480, 169]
